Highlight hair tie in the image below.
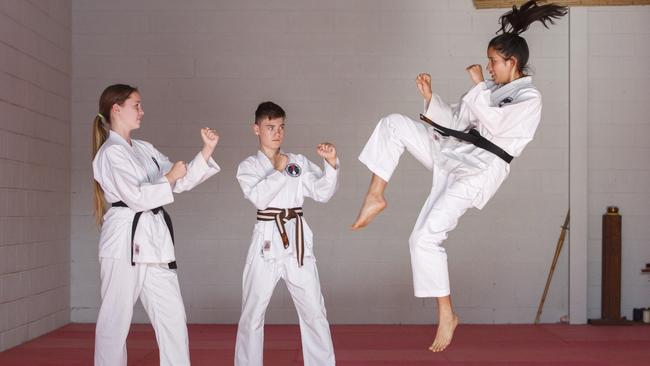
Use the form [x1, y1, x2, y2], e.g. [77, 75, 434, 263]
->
[97, 113, 106, 122]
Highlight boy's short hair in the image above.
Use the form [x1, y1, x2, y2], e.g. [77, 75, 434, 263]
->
[255, 101, 285, 124]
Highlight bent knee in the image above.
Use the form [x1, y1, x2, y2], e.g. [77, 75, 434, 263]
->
[409, 230, 447, 250]
[380, 113, 409, 126]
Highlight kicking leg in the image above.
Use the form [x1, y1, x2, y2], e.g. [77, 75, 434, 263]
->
[351, 174, 387, 230]
[353, 114, 436, 229]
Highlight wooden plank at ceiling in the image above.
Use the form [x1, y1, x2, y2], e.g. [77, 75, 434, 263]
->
[474, 0, 650, 9]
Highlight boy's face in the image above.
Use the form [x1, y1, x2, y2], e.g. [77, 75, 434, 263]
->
[254, 117, 285, 150]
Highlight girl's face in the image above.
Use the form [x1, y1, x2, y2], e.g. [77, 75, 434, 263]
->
[254, 117, 285, 150]
[112, 91, 144, 131]
[486, 47, 519, 85]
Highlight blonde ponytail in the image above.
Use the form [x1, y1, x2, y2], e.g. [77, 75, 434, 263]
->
[92, 84, 139, 225]
[92, 114, 109, 225]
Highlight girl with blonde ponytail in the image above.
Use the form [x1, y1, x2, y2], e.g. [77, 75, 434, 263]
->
[92, 85, 134, 224]
[91, 83, 221, 366]
[351, 0, 567, 353]
[92, 117, 107, 225]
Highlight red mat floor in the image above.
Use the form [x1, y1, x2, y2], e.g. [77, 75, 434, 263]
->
[0, 323, 649, 365]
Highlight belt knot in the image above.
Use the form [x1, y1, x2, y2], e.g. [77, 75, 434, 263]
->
[256, 207, 305, 266]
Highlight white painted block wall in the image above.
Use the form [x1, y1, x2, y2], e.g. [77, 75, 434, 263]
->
[0, 0, 71, 352]
[70, 0, 570, 325]
[586, 6, 650, 320]
[0, 0, 646, 354]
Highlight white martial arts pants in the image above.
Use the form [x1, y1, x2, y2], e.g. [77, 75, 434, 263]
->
[94, 257, 190, 366]
[359, 114, 476, 298]
[235, 254, 335, 366]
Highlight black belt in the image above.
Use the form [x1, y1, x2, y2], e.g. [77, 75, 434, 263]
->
[111, 201, 177, 269]
[256, 207, 305, 266]
[419, 114, 513, 164]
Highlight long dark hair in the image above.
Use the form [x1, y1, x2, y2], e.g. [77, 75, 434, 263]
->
[488, 0, 568, 74]
[92, 84, 139, 225]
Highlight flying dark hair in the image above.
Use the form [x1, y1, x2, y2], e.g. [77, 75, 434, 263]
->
[488, 0, 568, 74]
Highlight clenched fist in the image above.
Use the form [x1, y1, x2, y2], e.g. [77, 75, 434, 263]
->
[274, 153, 289, 172]
[317, 142, 337, 168]
[166, 161, 187, 184]
[200, 127, 219, 161]
[201, 127, 219, 148]
[415, 73, 432, 103]
[466, 64, 484, 85]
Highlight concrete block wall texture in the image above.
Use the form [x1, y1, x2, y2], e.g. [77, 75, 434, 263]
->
[70, 0, 570, 324]
[0, 0, 72, 352]
[586, 6, 650, 320]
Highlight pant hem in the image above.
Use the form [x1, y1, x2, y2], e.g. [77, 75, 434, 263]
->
[358, 156, 392, 182]
[414, 290, 450, 298]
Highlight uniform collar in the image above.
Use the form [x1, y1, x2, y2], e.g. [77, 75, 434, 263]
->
[490, 76, 533, 105]
[108, 130, 133, 148]
[257, 150, 281, 171]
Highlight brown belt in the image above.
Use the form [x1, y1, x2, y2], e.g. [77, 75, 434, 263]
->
[256, 207, 305, 266]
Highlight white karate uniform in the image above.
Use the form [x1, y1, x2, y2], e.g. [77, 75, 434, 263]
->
[235, 151, 339, 366]
[92, 130, 220, 366]
[359, 76, 542, 297]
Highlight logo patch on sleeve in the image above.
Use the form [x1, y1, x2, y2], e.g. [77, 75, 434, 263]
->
[285, 163, 302, 177]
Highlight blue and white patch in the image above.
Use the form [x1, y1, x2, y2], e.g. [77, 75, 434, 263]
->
[285, 163, 302, 177]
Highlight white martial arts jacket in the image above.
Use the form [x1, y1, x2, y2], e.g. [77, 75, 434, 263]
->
[93, 131, 220, 262]
[237, 151, 339, 261]
[423, 76, 542, 209]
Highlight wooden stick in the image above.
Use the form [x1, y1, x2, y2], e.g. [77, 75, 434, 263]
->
[535, 210, 570, 324]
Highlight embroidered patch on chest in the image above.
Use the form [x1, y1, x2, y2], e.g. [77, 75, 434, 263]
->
[285, 163, 302, 177]
[498, 97, 513, 108]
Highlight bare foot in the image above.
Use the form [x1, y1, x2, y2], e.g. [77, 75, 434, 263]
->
[350, 193, 386, 230]
[428, 313, 458, 352]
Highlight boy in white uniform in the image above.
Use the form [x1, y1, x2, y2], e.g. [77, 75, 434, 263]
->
[235, 101, 339, 366]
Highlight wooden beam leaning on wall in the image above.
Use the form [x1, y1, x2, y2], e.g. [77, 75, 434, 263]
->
[474, 0, 650, 9]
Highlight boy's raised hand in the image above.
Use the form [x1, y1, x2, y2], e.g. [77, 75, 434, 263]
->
[274, 153, 289, 172]
[317, 142, 337, 168]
